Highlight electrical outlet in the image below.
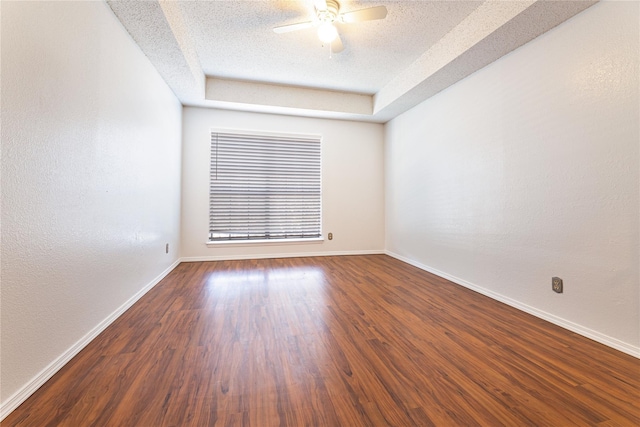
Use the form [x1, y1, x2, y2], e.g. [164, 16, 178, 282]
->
[328, 232, 333, 240]
[166, 243, 169, 254]
[552, 277, 563, 293]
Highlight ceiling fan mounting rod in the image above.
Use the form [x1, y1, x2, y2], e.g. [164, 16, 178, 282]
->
[317, 0, 340, 23]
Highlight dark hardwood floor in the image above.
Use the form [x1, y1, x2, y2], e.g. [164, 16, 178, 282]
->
[4, 255, 639, 426]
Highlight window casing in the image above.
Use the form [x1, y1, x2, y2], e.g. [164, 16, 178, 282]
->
[209, 131, 321, 242]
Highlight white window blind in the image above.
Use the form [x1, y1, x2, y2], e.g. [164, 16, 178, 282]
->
[209, 131, 321, 242]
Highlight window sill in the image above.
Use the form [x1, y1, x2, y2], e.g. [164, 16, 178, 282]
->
[206, 237, 324, 248]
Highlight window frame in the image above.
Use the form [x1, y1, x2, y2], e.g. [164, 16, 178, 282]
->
[206, 128, 323, 246]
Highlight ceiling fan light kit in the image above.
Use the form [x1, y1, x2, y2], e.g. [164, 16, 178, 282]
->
[317, 22, 338, 43]
[273, 0, 388, 55]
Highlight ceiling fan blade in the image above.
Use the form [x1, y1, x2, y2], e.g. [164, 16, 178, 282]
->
[331, 34, 344, 53]
[313, 0, 328, 11]
[340, 6, 388, 23]
[273, 21, 314, 34]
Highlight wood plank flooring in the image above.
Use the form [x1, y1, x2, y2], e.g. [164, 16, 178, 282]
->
[4, 255, 639, 426]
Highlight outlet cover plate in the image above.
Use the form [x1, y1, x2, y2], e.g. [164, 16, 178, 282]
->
[552, 277, 563, 293]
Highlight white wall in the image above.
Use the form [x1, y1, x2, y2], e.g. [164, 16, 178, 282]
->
[1, 0, 183, 412]
[385, 1, 639, 355]
[181, 107, 384, 259]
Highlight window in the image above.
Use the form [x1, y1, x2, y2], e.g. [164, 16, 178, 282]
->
[209, 131, 321, 242]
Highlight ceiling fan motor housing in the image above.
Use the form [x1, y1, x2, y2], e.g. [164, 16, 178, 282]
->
[317, 0, 340, 23]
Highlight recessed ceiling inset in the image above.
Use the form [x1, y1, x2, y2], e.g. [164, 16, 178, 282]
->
[107, 0, 599, 122]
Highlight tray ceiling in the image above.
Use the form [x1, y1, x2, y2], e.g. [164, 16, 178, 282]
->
[108, 0, 597, 122]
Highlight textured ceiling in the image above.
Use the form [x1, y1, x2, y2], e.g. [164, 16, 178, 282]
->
[181, 0, 483, 94]
[107, 0, 597, 122]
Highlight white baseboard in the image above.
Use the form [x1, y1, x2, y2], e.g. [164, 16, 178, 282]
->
[180, 249, 385, 262]
[385, 251, 640, 359]
[0, 259, 182, 421]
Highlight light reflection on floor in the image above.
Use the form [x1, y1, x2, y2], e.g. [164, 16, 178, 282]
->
[205, 266, 326, 296]
[201, 264, 330, 392]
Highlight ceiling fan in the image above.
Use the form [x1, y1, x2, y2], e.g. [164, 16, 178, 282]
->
[273, 0, 388, 53]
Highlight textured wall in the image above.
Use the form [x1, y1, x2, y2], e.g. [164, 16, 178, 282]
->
[1, 1, 182, 405]
[181, 107, 385, 259]
[385, 1, 639, 352]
